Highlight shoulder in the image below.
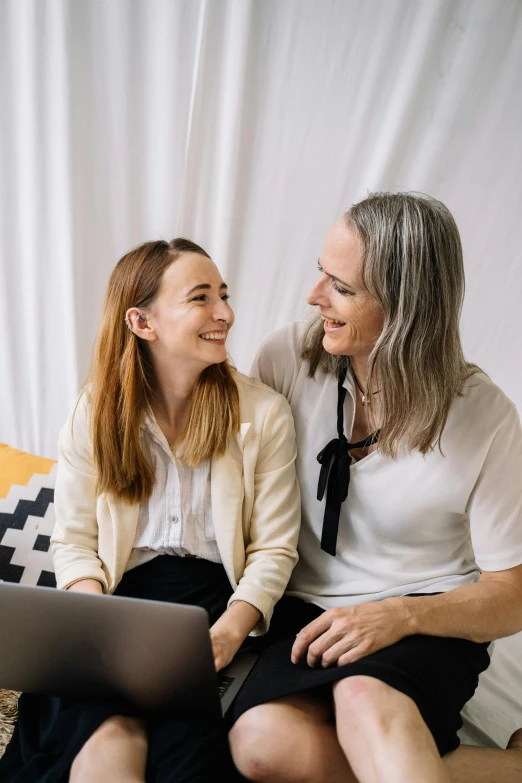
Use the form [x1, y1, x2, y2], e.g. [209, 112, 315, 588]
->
[256, 321, 307, 364]
[58, 388, 93, 455]
[234, 370, 289, 407]
[460, 372, 520, 429]
[444, 371, 521, 454]
[251, 321, 309, 397]
[233, 370, 294, 425]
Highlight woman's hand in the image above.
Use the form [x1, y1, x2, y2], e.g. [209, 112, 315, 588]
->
[210, 600, 262, 672]
[291, 597, 412, 668]
[209, 626, 244, 672]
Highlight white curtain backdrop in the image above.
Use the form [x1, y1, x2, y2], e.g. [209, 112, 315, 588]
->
[1, 0, 521, 460]
[1, 0, 522, 749]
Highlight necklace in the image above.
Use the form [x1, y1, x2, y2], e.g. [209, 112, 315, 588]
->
[352, 372, 381, 406]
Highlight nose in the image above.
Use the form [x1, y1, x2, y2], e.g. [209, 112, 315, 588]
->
[306, 275, 329, 307]
[213, 297, 232, 324]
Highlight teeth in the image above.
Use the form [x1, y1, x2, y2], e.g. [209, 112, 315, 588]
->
[200, 332, 226, 340]
[322, 318, 345, 326]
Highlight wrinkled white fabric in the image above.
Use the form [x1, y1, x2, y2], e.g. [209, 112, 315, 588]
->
[252, 321, 522, 606]
[1, 0, 522, 748]
[126, 411, 220, 571]
[1, 0, 521, 458]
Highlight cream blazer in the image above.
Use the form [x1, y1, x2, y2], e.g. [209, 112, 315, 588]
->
[51, 372, 301, 634]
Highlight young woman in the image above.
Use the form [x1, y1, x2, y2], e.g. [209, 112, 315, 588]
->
[0, 238, 300, 783]
[229, 193, 522, 783]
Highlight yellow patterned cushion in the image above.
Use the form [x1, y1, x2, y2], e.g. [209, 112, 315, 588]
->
[0, 443, 55, 499]
[0, 443, 57, 586]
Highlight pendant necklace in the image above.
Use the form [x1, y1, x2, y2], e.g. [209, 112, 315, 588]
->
[352, 372, 380, 406]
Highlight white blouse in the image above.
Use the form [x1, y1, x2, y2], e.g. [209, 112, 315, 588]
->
[126, 411, 221, 571]
[252, 321, 522, 610]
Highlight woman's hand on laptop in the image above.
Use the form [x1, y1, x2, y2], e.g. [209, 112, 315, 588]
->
[67, 578, 104, 594]
[210, 600, 261, 671]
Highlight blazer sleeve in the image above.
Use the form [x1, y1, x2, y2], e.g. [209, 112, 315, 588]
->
[51, 396, 109, 591]
[229, 392, 301, 635]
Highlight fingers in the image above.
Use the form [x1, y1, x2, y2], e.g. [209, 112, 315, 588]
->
[317, 637, 355, 668]
[337, 640, 374, 666]
[291, 611, 338, 663]
[305, 631, 344, 667]
[321, 637, 375, 667]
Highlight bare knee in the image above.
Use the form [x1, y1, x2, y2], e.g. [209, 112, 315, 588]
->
[230, 695, 333, 782]
[232, 701, 321, 781]
[334, 676, 420, 733]
[230, 706, 283, 781]
[75, 715, 147, 761]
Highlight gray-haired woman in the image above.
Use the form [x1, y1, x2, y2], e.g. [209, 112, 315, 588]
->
[228, 193, 522, 783]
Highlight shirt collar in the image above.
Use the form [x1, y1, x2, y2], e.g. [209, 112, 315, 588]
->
[342, 366, 356, 401]
[141, 407, 173, 455]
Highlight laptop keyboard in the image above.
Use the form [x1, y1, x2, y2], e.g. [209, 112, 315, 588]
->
[218, 673, 235, 699]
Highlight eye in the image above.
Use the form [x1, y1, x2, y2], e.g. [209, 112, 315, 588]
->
[221, 293, 231, 301]
[191, 295, 207, 302]
[317, 263, 323, 272]
[333, 282, 351, 296]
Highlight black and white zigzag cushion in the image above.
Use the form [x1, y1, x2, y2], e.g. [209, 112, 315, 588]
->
[0, 443, 57, 587]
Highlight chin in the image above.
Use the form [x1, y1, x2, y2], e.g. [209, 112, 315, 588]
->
[322, 333, 351, 356]
[202, 348, 227, 364]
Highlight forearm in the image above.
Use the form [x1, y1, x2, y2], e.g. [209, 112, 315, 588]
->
[212, 599, 262, 642]
[400, 577, 522, 643]
[67, 578, 104, 594]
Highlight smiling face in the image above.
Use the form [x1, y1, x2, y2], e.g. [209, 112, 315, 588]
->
[307, 220, 384, 357]
[128, 251, 234, 372]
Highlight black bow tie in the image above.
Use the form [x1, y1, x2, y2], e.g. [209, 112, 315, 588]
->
[317, 375, 379, 556]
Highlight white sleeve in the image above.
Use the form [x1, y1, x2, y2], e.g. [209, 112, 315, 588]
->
[250, 321, 306, 399]
[468, 400, 522, 572]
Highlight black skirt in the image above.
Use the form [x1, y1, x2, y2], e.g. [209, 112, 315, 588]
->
[0, 556, 243, 783]
[232, 595, 491, 756]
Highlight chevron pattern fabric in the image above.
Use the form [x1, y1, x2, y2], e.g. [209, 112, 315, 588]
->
[0, 443, 57, 587]
[0, 443, 58, 755]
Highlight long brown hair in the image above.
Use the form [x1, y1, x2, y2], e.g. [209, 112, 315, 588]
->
[87, 238, 240, 503]
[302, 192, 480, 457]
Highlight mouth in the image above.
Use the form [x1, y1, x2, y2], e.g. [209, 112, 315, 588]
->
[198, 330, 227, 346]
[321, 316, 346, 333]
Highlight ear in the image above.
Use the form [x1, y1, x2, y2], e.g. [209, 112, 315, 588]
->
[125, 308, 156, 342]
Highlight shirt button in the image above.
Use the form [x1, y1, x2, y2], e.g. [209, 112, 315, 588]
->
[171, 515, 179, 523]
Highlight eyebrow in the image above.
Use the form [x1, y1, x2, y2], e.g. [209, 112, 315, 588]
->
[186, 282, 228, 296]
[317, 260, 354, 290]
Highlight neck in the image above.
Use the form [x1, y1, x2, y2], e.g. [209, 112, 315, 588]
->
[350, 355, 371, 389]
[150, 357, 205, 430]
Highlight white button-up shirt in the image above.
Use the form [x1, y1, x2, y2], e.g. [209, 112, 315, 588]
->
[252, 321, 522, 610]
[126, 411, 221, 571]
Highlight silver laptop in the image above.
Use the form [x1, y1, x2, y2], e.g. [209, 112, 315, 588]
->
[0, 582, 257, 716]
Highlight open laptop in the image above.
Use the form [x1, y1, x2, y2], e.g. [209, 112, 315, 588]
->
[0, 582, 257, 717]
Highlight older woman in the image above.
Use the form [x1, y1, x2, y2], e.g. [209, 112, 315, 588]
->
[229, 193, 522, 783]
[0, 238, 300, 783]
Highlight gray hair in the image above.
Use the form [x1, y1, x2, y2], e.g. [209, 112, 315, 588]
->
[302, 192, 480, 456]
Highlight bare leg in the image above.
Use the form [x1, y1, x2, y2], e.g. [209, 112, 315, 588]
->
[444, 729, 522, 782]
[334, 676, 450, 783]
[69, 715, 148, 783]
[229, 691, 357, 782]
